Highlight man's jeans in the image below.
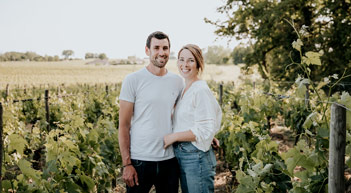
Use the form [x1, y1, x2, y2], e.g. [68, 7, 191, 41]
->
[126, 157, 179, 193]
[173, 142, 216, 193]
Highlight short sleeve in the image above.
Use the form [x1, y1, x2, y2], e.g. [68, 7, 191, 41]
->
[119, 75, 136, 103]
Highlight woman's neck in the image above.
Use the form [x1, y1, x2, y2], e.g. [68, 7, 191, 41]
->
[185, 76, 200, 88]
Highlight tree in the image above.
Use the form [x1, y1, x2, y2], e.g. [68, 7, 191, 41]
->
[204, 45, 231, 64]
[205, 0, 351, 82]
[170, 51, 176, 59]
[98, 53, 107, 60]
[62, 50, 74, 60]
[85, 52, 95, 59]
[231, 45, 253, 65]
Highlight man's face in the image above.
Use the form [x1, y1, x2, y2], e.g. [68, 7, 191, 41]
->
[146, 37, 170, 68]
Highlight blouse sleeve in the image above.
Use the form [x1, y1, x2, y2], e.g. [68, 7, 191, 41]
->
[190, 87, 221, 148]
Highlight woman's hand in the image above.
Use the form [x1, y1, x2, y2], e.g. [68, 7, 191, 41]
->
[164, 134, 177, 149]
[211, 137, 220, 149]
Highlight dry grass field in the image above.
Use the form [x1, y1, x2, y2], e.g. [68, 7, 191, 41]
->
[0, 59, 241, 88]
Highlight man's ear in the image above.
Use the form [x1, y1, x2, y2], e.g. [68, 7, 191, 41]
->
[145, 46, 150, 56]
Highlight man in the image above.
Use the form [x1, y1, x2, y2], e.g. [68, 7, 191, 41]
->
[118, 31, 183, 193]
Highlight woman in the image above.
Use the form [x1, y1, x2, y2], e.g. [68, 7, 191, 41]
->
[163, 44, 222, 193]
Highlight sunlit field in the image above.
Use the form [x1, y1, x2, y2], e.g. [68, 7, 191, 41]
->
[0, 59, 241, 88]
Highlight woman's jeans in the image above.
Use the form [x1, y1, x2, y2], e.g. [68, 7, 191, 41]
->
[173, 142, 216, 193]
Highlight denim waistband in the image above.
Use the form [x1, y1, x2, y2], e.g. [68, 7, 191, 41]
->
[173, 141, 192, 147]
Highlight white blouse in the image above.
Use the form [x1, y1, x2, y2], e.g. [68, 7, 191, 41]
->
[173, 80, 222, 152]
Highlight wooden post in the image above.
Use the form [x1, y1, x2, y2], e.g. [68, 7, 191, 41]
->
[5, 84, 9, 98]
[0, 102, 3, 191]
[329, 104, 346, 193]
[105, 85, 109, 96]
[219, 84, 223, 106]
[305, 83, 309, 108]
[45, 90, 50, 131]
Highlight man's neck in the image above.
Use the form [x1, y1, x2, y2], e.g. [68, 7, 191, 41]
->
[146, 64, 167, 76]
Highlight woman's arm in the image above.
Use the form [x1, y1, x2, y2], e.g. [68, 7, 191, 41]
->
[163, 130, 196, 149]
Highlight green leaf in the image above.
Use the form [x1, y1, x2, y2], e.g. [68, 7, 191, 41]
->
[295, 77, 308, 98]
[236, 170, 256, 193]
[18, 159, 41, 182]
[302, 51, 322, 66]
[317, 127, 329, 139]
[2, 180, 12, 191]
[340, 91, 351, 130]
[43, 160, 58, 179]
[8, 134, 27, 156]
[79, 174, 95, 190]
[59, 151, 81, 175]
[302, 112, 317, 129]
[295, 170, 308, 182]
[292, 39, 303, 51]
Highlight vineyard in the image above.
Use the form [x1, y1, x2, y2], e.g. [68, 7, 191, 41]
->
[1, 73, 351, 192]
[1, 39, 351, 193]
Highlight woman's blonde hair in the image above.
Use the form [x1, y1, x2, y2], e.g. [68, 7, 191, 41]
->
[177, 44, 204, 74]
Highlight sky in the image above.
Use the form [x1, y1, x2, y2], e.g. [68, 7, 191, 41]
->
[0, 0, 240, 59]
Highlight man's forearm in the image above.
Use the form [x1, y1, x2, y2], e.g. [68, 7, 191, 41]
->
[119, 126, 132, 166]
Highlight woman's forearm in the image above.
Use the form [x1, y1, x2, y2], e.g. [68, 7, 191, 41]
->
[173, 130, 196, 142]
[163, 130, 196, 149]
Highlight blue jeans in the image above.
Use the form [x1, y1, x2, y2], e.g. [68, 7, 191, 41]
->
[126, 157, 179, 193]
[173, 142, 216, 193]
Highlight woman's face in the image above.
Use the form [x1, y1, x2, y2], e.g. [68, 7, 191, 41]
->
[177, 49, 198, 80]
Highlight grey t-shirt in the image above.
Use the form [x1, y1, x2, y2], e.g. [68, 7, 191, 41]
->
[119, 67, 183, 161]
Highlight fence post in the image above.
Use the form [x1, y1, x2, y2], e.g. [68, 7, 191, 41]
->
[305, 83, 309, 108]
[0, 102, 3, 191]
[5, 84, 9, 98]
[219, 84, 223, 106]
[329, 103, 346, 193]
[106, 85, 109, 96]
[45, 90, 50, 131]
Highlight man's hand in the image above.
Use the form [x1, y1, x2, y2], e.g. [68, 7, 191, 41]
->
[164, 134, 177, 149]
[211, 137, 220, 149]
[122, 165, 139, 187]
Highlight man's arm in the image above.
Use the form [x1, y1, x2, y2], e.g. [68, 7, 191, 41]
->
[118, 100, 138, 187]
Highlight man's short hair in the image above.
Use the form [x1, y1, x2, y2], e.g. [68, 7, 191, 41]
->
[146, 31, 170, 49]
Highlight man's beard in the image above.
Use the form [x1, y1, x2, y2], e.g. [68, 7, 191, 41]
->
[151, 57, 168, 68]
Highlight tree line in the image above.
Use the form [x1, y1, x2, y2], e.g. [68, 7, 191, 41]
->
[0, 50, 109, 62]
[0, 52, 60, 62]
